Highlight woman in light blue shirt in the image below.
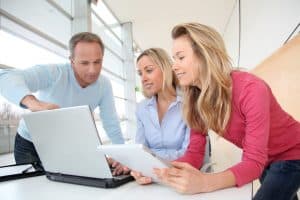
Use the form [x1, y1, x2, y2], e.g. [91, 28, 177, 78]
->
[135, 48, 190, 161]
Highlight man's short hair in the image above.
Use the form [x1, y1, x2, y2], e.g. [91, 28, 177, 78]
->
[69, 32, 104, 58]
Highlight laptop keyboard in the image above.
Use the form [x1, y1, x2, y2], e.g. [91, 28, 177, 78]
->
[113, 174, 131, 180]
[110, 167, 131, 180]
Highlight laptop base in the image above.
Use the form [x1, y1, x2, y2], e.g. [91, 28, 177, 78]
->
[46, 172, 134, 188]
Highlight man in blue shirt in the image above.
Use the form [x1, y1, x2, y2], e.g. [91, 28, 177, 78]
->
[0, 32, 124, 168]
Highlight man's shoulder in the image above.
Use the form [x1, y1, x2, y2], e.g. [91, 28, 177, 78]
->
[35, 63, 70, 74]
[93, 75, 111, 95]
[35, 63, 69, 69]
[97, 74, 110, 86]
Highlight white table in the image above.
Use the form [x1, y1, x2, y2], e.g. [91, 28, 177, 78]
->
[0, 175, 252, 200]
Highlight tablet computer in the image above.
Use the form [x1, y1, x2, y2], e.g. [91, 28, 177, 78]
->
[98, 144, 171, 182]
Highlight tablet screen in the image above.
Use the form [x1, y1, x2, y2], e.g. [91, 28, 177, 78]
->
[98, 144, 170, 182]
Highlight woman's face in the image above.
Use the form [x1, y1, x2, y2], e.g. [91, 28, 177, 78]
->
[137, 55, 163, 96]
[172, 35, 203, 87]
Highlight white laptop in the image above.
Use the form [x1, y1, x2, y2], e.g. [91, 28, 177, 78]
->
[23, 105, 133, 188]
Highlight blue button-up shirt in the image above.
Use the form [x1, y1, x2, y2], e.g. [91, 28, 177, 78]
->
[135, 91, 190, 160]
[0, 63, 124, 144]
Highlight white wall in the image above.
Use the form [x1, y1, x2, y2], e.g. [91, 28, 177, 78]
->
[223, 0, 300, 70]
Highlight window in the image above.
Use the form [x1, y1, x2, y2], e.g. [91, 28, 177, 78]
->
[0, 30, 67, 68]
[91, 1, 136, 140]
[0, 0, 136, 166]
[0, 30, 68, 165]
[1, 0, 72, 45]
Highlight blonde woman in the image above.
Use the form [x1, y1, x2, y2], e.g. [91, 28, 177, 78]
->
[135, 48, 190, 160]
[132, 48, 204, 184]
[154, 23, 300, 200]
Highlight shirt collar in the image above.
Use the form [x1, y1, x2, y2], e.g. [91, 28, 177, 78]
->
[146, 88, 183, 107]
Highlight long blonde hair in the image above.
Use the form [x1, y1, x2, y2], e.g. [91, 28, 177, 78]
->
[137, 48, 178, 98]
[172, 23, 232, 135]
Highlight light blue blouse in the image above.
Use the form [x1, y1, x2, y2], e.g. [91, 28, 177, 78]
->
[135, 92, 190, 160]
[0, 63, 124, 144]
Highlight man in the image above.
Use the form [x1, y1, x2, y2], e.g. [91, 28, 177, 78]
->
[0, 32, 124, 168]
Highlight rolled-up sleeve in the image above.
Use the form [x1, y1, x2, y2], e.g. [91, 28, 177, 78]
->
[176, 129, 206, 169]
[229, 81, 270, 187]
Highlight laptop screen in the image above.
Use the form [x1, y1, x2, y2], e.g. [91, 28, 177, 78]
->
[23, 105, 113, 179]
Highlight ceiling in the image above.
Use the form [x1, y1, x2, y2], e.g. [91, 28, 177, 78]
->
[104, 0, 237, 55]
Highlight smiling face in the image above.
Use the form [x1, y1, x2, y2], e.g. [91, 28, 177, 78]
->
[70, 41, 103, 88]
[172, 35, 204, 87]
[137, 55, 163, 97]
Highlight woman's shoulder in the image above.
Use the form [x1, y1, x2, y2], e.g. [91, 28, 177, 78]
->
[231, 70, 268, 89]
[136, 97, 155, 113]
[231, 70, 271, 105]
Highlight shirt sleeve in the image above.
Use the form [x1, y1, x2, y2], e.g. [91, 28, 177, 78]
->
[180, 126, 191, 155]
[176, 129, 206, 169]
[0, 65, 59, 107]
[229, 80, 270, 187]
[98, 77, 124, 144]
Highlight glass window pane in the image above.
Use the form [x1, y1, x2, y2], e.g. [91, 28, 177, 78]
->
[1, 0, 71, 45]
[0, 31, 67, 69]
[101, 71, 125, 99]
[114, 98, 126, 120]
[92, 119, 128, 144]
[91, 2, 119, 30]
[103, 49, 124, 78]
[112, 26, 122, 40]
[52, 0, 72, 16]
[1, 16, 68, 58]
[93, 98, 127, 144]
[0, 84, 27, 166]
[92, 2, 118, 24]
[92, 14, 123, 58]
[93, 97, 125, 120]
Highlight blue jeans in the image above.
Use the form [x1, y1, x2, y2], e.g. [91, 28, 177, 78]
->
[14, 133, 44, 171]
[254, 160, 300, 200]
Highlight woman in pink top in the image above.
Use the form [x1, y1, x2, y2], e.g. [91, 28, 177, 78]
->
[153, 23, 300, 200]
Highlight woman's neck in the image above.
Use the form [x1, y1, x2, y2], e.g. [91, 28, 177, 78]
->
[156, 88, 176, 124]
[156, 88, 176, 104]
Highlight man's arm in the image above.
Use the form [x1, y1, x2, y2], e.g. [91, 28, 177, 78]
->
[98, 77, 124, 144]
[21, 95, 59, 111]
[0, 69, 32, 106]
[0, 65, 60, 111]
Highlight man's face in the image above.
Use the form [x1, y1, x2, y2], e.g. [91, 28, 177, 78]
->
[70, 41, 103, 88]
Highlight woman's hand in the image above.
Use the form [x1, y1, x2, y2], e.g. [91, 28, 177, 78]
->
[154, 161, 208, 194]
[130, 170, 152, 185]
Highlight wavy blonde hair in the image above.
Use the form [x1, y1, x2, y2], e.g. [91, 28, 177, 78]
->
[137, 48, 178, 98]
[172, 23, 232, 135]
